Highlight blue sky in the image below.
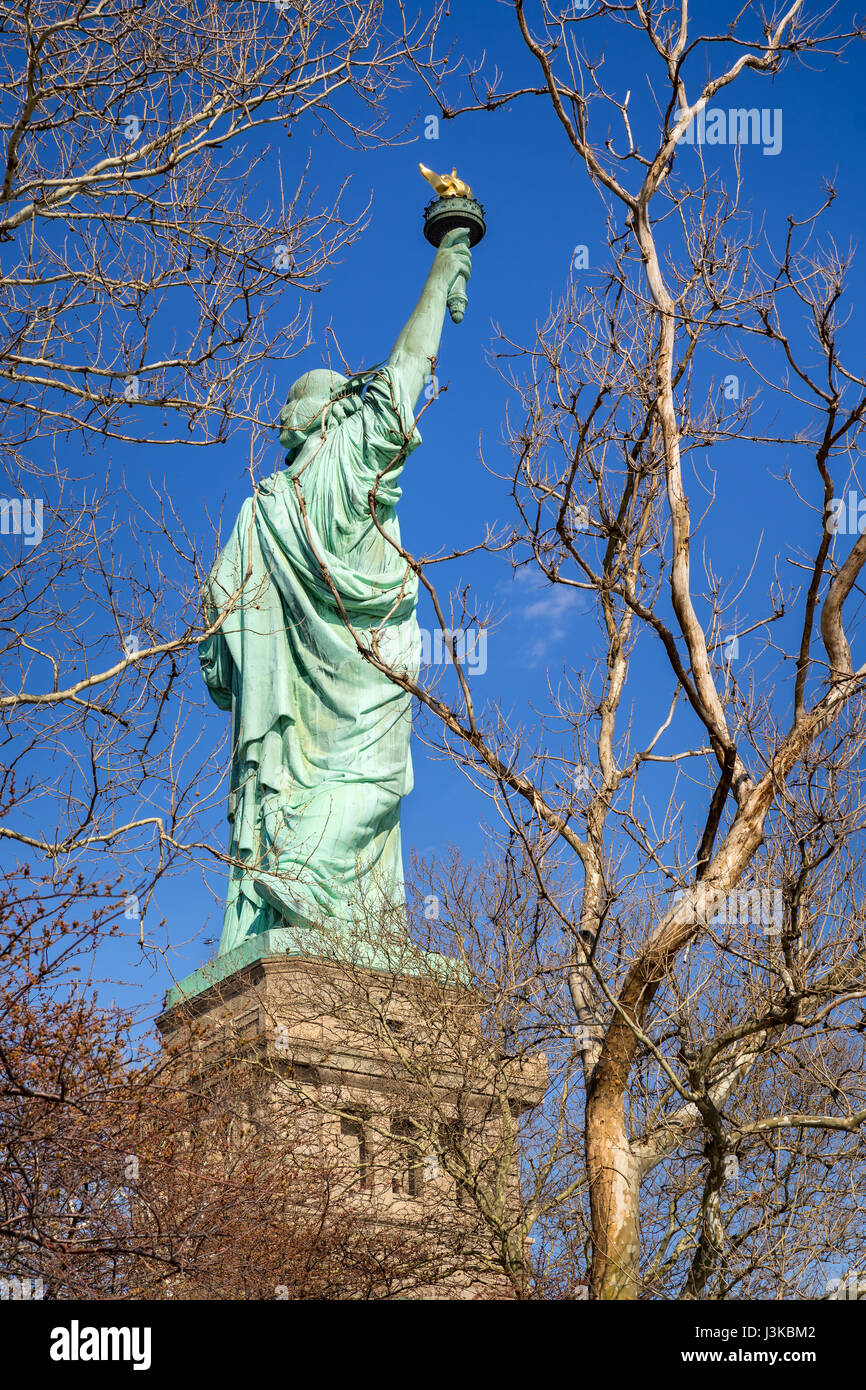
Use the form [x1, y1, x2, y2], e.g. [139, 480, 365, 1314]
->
[42, 0, 866, 1024]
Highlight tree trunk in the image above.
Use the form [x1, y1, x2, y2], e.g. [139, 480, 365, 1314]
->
[586, 1086, 641, 1299]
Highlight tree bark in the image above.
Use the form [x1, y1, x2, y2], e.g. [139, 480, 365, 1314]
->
[586, 1083, 641, 1299]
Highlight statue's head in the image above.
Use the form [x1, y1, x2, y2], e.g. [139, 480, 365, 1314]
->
[279, 369, 348, 442]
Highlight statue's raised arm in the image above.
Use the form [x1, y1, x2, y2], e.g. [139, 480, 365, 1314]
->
[387, 225, 472, 414]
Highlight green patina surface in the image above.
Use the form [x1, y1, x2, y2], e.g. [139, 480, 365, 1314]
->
[179, 219, 476, 1003]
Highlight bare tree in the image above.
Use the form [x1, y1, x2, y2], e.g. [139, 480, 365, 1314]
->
[0, 0, 441, 450]
[0, 0, 460, 1301]
[310, 0, 866, 1299]
[0, 926, 452, 1301]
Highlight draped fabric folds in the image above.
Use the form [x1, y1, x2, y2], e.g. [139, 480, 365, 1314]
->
[199, 366, 422, 956]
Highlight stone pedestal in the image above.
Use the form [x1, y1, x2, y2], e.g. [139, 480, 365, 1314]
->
[156, 932, 547, 1298]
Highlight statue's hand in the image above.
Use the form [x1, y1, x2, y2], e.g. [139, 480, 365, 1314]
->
[435, 227, 472, 298]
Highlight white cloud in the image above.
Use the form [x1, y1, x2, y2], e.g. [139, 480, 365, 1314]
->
[509, 570, 591, 663]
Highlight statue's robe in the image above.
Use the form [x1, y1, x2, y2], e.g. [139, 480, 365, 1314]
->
[199, 366, 421, 955]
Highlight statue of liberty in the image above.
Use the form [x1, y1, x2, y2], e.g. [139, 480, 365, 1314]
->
[199, 215, 473, 957]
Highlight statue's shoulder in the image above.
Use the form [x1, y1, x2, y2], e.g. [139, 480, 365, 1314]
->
[361, 365, 420, 454]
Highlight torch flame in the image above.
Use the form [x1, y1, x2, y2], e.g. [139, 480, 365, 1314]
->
[418, 163, 473, 199]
